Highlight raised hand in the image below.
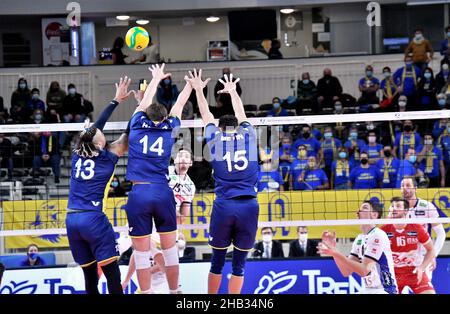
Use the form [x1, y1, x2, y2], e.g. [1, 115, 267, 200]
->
[114, 76, 134, 103]
[321, 230, 337, 249]
[217, 73, 240, 94]
[148, 63, 171, 81]
[185, 68, 211, 91]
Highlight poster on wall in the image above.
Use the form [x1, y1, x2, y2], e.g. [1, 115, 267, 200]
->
[41, 18, 71, 66]
[312, 8, 330, 53]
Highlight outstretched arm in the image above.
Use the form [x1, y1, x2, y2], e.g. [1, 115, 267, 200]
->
[134, 63, 171, 115]
[185, 69, 214, 125]
[217, 74, 246, 124]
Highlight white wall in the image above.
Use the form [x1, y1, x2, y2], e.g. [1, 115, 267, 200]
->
[95, 16, 229, 63]
[279, 9, 313, 58]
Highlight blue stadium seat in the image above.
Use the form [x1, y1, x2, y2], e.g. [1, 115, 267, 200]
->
[0, 253, 56, 268]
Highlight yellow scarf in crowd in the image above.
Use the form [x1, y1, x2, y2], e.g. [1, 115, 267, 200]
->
[383, 158, 392, 183]
[322, 138, 338, 160]
[336, 159, 349, 177]
[425, 149, 435, 174]
[401, 66, 417, 87]
[399, 132, 415, 159]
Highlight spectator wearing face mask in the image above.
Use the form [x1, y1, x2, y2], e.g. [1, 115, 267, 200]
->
[258, 160, 284, 192]
[417, 67, 438, 110]
[357, 65, 380, 113]
[289, 226, 319, 257]
[108, 175, 126, 197]
[380, 66, 399, 111]
[394, 55, 421, 109]
[290, 145, 309, 191]
[440, 26, 450, 64]
[291, 125, 322, 162]
[436, 93, 448, 110]
[62, 84, 88, 123]
[10, 78, 31, 123]
[279, 136, 294, 190]
[397, 95, 408, 112]
[395, 148, 423, 188]
[46, 81, 66, 116]
[321, 126, 342, 179]
[26, 88, 46, 118]
[376, 145, 400, 189]
[416, 133, 445, 188]
[331, 148, 352, 190]
[214, 68, 242, 118]
[27, 109, 46, 124]
[436, 63, 450, 94]
[20, 244, 46, 267]
[344, 126, 366, 168]
[296, 72, 318, 114]
[317, 68, 343, 112]
[267, 97, 288, 117]
[297, 156, 329, 191]
[361, 131, 383, 165]
[405, 28, 434, 72]
[0, 133, 14, 180]
[252, 227, 284, 259]
[349, 152, 381, 189]
[334, 101, 344, 114]
[394, 120, 422, 159]
[156, 76, 179, 112]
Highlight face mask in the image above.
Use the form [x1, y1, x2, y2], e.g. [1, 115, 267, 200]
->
[324, 132, 332, 139]
[68, 88, 76, 95]
[424, 72, 432, 79]
[335, 105, 342, 112]
[384, 150, 392, 157]
[262, 234, 272, 243]
[303, 132, 310, 139]
[438, 99, 446, 107]
[111, 181, 119, 188]
[164, 79, 171, 85]
[408, 155, 417, 163]
[424, 139, 433, 145]
[366, 124, 375, 131]
[443, 64, 449, 71]
[339, 152, 347, 159]
[19, 83, 26, 89]
[34, 114, 42, 121]
[282, 144, 291, 151]
[195, 136, 203, 142]
[383, 72, 391, 78]
[302, 79, 310, 85]
[299, 233, 308, 242]
[350, 132, 357, 140]
[415, 34, 423, 40]
[177, 239, 186, 250]
[368, 136, 376, 143]
[360, 158, 368, 165]
[405, 62, 413, 67]
[399, 101, 407, 107]
[32, 94, 39, 100]
[366, 71, 373, 77]
[177, 139, 183, 146]
[29, 253, 37, 260]
[404, 125, 412, 132]
[273, 102, 280, 109]
[447, 32, 450, 37]
[298, 150, 307, 158]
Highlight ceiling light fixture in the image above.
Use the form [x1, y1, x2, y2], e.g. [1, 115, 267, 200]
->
[116, 15, 130, 21]
[280, 8, 294, 14]
[136, 19, 149, 25]
[206, 16, 220, 22]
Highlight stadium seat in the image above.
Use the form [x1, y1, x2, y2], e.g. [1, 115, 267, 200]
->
[244, 104, 257, 112]
[259, 104, 273, 111]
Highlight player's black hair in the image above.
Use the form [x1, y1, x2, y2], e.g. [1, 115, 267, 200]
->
[74, 125, 100, 158]
[390, 196, 409, 212]
[361, 200, 383, 219]
[218, 115, 238, 131]
[146, 103, 168, 122]
[31, 88, 40, 94]
[27, 243, 38, 252]
[261, 227, 274, 234]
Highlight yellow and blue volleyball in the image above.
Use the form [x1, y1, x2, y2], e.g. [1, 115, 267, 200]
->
[125, 26, 149, 51]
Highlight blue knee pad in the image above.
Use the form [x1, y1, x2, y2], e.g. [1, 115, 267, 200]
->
[210, 248, 227, 275]
[232, 249, 248, 277]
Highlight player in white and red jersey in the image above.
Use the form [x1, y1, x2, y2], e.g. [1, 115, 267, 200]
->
[381, 197, 436, 294]
[400, 176, 445, 278]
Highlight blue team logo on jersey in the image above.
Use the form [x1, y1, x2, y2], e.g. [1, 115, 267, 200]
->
[29, 202, 62, 243]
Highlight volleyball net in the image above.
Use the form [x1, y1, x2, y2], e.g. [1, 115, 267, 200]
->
[1, 109, 450, 250]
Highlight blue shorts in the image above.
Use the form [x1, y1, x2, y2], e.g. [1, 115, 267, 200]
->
[125, 183, 177, 237]
[65, 210, 118, 267]
[209, 197, 259, 251]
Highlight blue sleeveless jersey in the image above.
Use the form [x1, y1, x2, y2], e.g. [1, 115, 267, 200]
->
[205, 121, 259, 199]
[126, 112, 180, 183]
[68, 149, 119, 211]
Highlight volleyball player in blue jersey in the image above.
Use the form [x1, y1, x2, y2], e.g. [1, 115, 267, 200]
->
[66, 77, 135, 294]
[125, 64, 192, 294]
[186, 69, 259, 294]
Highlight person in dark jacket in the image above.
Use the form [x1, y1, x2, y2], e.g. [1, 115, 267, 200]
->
[252, 227, 284, 258]
[289, 226, 319, 257]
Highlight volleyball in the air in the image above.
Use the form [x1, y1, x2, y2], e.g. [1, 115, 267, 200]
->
[125, 26, 149, 51]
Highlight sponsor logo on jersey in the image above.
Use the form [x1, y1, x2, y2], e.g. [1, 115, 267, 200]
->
[415, 210, 426, 216]
[386, 232, 394, 238]
[406, 231, 418, 236]
[91, 201, 100, 206]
